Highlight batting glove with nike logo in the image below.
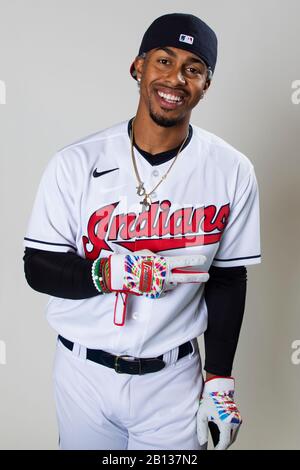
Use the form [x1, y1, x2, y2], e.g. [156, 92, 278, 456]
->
[197, 376, 242, 450]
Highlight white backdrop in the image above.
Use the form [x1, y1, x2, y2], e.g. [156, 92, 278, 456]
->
[0, 0, 299, 449]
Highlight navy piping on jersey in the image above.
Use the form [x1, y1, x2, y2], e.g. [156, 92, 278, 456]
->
[214, 254, 261, 262]
[127, 117, 193, 166]
[23, 237, 77, 251]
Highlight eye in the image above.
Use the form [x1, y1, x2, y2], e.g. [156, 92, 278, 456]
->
[156, 58, 204, 77]
[157, 59, 202, 75]
[187, 67, 201, 75]
[158, 58, 170, 65]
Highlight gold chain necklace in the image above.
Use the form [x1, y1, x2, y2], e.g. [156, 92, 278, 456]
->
[130, 116, 189, 210]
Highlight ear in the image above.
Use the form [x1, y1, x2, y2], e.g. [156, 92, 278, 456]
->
[134, 55, 146, 80]
[203, 79, 211, 92]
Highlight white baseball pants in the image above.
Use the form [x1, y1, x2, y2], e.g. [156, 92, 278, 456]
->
[53, 337, 204, 450]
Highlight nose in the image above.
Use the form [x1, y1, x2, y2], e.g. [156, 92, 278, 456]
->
[165, 65, 186, 86]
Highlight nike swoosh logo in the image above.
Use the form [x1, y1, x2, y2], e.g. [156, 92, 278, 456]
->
[93, 167, 119, 178]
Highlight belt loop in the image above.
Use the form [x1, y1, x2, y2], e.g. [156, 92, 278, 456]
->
[79, 344, 87, 360]
[189, 338, 197, 358]
[72, 342, 81, 358]
[162, 349, 171, 366]
[169, 345, 179, 366]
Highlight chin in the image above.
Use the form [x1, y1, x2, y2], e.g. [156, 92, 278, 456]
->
[149, 107, 186, 128]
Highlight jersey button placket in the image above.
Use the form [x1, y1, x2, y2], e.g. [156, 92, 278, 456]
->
[150, 169, 160, 200]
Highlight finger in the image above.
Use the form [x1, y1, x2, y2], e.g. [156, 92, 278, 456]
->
[199, 441, 208, 451]
[169, 272, 210, 283]
[214, 424, 232, 450]
[231, 423, 241, 445]
[172, 265, 208, 272]
[168, 254, 207, 270]
[196, 413, 209, 447]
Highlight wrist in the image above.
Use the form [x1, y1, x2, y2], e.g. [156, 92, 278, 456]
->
[200, 372, 234, 399]
[91, 257, 111, 294]
[205, 372, 232, 383]
[202, 376, 235, 396]
[205, 372, 218, 381]
[100, 257, 112, 293]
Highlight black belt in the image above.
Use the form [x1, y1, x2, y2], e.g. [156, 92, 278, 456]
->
[58, 335, 193, 375]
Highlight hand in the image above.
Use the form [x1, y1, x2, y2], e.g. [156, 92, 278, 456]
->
[98, 249, 209, 326]
[197, 376, 242, 450]
[102, 249, 209, 298]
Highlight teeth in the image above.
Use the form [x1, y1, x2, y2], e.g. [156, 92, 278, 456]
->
[158, 91, 183, 102]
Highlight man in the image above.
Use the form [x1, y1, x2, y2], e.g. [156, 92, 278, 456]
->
[23, 13, 261, 450]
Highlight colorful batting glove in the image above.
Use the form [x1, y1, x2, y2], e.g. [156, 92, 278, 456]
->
[103, 249, 209, 299]
[99, 249, 209, 326]
[197, 376, 242, 450]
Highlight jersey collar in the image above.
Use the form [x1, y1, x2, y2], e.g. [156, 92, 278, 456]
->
[127, 117, 193, 167]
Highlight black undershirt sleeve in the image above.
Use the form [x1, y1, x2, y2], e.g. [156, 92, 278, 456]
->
[23, 248, 247, 375]
[23, 247, 99, 299]
[203, 264, 247, 377]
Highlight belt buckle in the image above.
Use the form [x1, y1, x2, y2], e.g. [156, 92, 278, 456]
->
[114, 355, 141, 374]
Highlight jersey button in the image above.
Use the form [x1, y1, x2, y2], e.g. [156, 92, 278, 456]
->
[152, 169, 159, 177]
[132, 313, 139, 320]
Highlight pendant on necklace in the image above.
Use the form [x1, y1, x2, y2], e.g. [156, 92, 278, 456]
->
[136, 182, 146, 196]
[140, 194, 152, 211]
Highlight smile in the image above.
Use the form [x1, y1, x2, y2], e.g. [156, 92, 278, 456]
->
[155, 90, 185, 109]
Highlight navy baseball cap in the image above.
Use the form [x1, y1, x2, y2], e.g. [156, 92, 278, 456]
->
[130, 13, 218, 81]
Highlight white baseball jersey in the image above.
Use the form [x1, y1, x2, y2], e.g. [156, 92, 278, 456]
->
[23, 118, 261, 356]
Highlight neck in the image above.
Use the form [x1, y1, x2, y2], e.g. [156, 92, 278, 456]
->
[132, 107, 190, 155]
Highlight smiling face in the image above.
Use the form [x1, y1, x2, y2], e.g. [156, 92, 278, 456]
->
[134, 46, 211, 128]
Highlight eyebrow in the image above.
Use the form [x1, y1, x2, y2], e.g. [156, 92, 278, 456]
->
[154, 47, 206, 66]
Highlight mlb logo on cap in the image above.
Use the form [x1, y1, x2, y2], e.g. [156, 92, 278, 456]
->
[179, 34, 194, 45]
